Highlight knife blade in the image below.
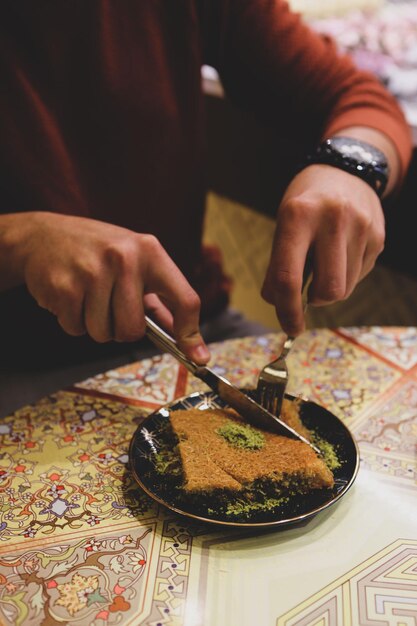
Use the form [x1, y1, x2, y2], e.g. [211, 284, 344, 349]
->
[145, 316, 321, 454]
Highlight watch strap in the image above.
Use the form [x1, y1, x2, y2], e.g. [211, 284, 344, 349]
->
[298, 137, 389, 198]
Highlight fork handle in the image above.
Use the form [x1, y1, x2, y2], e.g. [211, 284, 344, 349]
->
[280, 335, 296, 360]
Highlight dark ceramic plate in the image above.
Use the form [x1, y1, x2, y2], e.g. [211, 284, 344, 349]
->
[129, 391, 359, 528]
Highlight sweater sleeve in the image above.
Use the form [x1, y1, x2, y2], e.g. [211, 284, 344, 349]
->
[199, 0, 412, 181]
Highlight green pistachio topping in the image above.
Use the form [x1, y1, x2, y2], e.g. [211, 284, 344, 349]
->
[223, 495, 289, 517]
[153, 446, 182, 476]
[216, 421, 265, 450]
[313, 435, 341, 470]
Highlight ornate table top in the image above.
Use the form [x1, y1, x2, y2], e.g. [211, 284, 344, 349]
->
[1, 327, 416, 626]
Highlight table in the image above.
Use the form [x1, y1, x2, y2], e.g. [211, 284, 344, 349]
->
[1, 327, 416, 626]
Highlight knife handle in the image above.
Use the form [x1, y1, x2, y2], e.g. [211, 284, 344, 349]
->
[145, 316, 200, 375]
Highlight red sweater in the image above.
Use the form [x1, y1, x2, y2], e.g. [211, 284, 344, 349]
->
[0, 0, 412, 364]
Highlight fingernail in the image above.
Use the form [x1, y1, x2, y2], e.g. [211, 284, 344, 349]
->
[192, 344, 210, 363]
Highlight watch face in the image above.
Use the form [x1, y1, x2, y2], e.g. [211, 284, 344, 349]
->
[330, 137, 385, 165]
[307, 136, 389, 198]
[340, 143, 374, 163]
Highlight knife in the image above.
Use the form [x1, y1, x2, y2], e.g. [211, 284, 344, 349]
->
[145, 316, 321, 454]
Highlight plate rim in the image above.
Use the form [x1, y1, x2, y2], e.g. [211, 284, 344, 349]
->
[128, 391, 360, 528]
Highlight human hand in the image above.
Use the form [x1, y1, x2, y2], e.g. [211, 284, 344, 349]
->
[261, 164, 385, 336]
[14, 212, 210, 363]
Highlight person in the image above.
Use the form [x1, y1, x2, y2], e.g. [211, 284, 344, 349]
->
[0, 0, 412, 414]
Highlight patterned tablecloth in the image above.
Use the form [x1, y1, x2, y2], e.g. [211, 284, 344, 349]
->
[0, 327, 416, 626]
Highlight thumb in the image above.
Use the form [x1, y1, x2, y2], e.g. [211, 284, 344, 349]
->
[176, 326, 210, 365]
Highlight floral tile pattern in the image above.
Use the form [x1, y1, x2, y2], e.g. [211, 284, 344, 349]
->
[283, 329, 401, 422]
[0, 393, 156, 545]
[75, 354, 188, 408]
[339, 326, 417, 370]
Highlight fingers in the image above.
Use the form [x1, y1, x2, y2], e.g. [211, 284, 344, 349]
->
[98, 234, 210, 363]
[35, 274, 86, 337]
[84, 275, 115, 342]
[261, 200, 313, 336]
[261, 187, 385, 336]
[143, 293, 174, 333]
[174, 320, 210, 365]
[144, 292, 211, 363]
[111, 275, 145, 343]
[140, 236, 210, 364]
[58, 299, 86, 337]
[357, 212, 385, 283]
[308, 204, 348, 307]
[262, 264, 307, 337]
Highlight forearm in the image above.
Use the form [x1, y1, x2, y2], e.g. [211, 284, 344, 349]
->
[205, 0, 412, 188]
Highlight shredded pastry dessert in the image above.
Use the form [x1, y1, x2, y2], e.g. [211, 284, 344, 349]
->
[169, 400, 334, 496]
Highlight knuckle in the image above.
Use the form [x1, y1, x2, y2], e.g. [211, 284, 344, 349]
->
[79, 262, 98, 287]
[47, 272, 65, 297]
[281, 196, 313, 222]
[105, 238, 139, 270]
[374, 228, 386, 254]
[113, 244, 135, 269]
[138, 233, 161, 255]
[318, 278, 345, 303]
[105, 234, 164, 271]
[355, 211, 373, 235]
[272, 269, 298, 298]
[48, 275, 81, 309]
[357, 216, 385, 257]
[183, 293, 201, 317]
[324, 197, 350, 227]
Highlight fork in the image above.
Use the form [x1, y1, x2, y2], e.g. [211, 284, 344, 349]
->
[257, 269, 313, 418]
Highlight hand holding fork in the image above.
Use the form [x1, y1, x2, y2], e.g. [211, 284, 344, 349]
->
[257, 268, 313, 418]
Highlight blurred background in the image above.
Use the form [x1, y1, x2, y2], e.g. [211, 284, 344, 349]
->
[202, 0, 417, 332]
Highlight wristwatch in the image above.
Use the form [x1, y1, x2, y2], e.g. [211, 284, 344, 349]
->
[300, 136, 389, 198]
